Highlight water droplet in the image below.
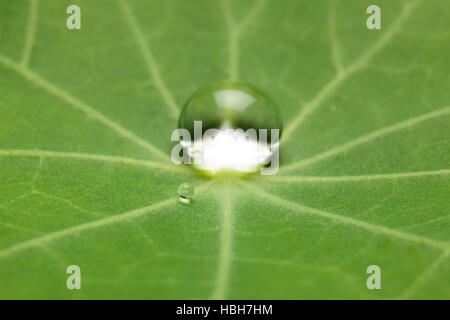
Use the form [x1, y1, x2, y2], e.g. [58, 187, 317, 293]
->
[177, 182, 194, 204]
[178, 81, 282, 174]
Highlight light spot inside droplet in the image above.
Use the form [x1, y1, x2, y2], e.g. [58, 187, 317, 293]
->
[186, 123, 274, 174]
[213, 89, 256, 111]
[178, 81, 282, 175]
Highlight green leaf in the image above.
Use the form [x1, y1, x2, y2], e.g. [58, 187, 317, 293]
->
[0, 0, 449, 299]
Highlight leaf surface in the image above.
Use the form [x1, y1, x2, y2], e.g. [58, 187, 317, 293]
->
[0, 0, 449, 299]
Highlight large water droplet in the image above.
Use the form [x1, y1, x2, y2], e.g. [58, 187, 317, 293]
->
[177, 182, 194, 204]
[178, 81, 282, 174]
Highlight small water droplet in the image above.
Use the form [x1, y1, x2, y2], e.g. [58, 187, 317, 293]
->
[178, 81, 282, 174]
[177, 182, 194, 204]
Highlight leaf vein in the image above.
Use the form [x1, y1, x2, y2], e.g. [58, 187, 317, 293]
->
[117, 0, 179, 118]
[223, 0, 268, 80]
[397, 250, 450, 299]
[270, 170, 450, 183]
[280, 106, 450, 173]
[328, 0, 344, 73]
[211, 181, 233, 300]
[282, 0, 422, 142]
[0, 181, 213, 259]
[0, 54, 170, 161]
[21, 0, 38, 67]
[239, 179, 449, 251]
[0, 149, 189, 174]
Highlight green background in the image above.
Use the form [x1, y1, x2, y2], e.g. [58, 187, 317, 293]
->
[0, 0, 449, 299]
